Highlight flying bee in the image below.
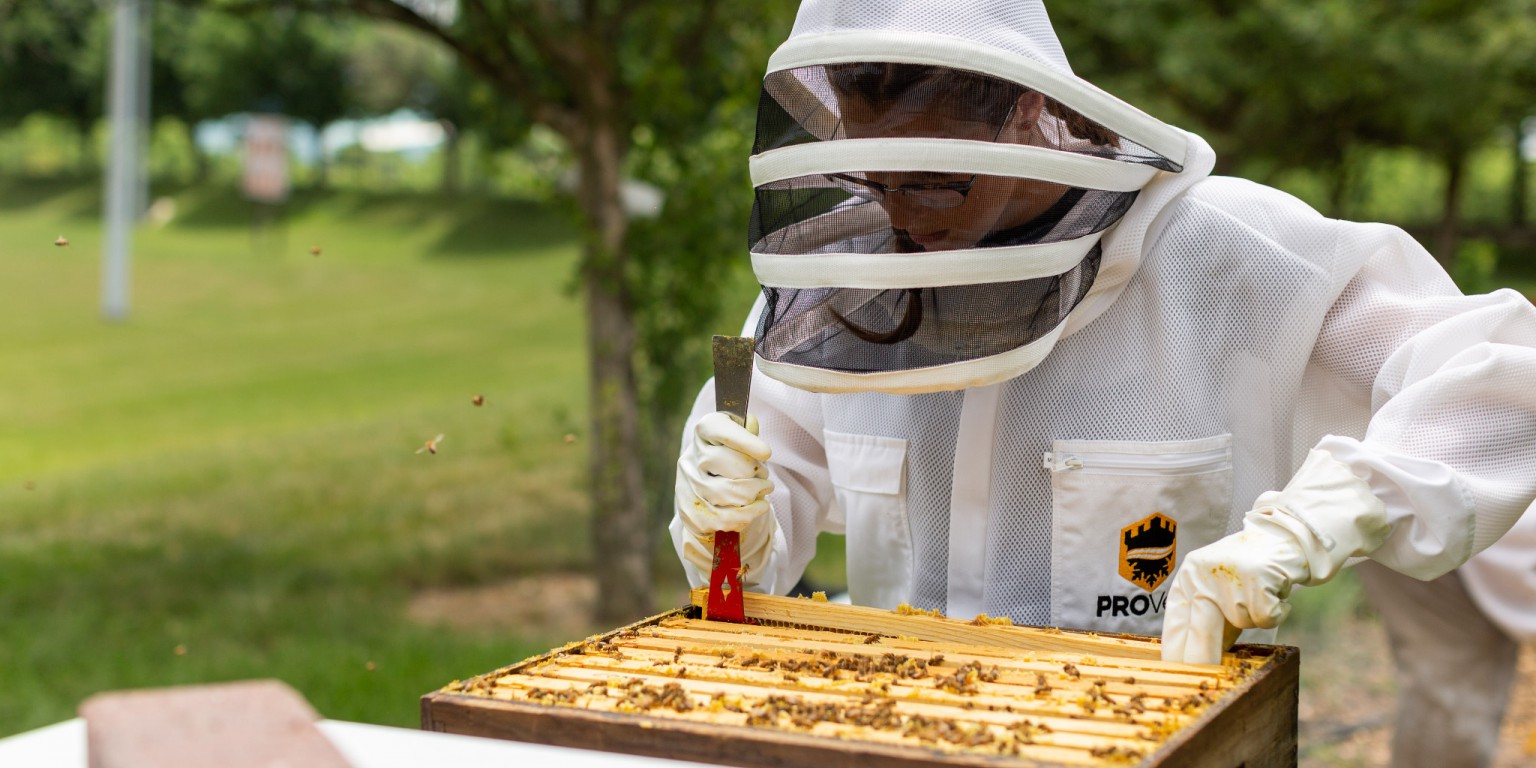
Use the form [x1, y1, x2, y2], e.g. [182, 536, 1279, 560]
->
[54, 235, 69, 247]
[310, 245, 322, 256]
[471, 394, 485, 406]
[564, 433, 577, 444]
[416, 434, 446, 454]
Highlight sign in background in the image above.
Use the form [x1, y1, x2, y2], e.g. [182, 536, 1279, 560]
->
[242, 116, 290, 205]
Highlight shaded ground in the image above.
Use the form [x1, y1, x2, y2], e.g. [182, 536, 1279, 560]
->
[408, 573, 602, 641]
[1285, 578, 1536, 767]
[1289, 598, 1396, 767]
[1496, 646, 1536, 768]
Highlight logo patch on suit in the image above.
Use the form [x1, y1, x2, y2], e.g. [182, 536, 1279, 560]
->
[1119, 512, 1177, 592]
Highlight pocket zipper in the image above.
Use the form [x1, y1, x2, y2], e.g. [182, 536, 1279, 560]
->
[1042, 447, 1231, 475]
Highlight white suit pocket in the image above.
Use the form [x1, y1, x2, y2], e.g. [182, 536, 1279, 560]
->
[825, 429, 911, 610]
[1046, 434, 1233, 635]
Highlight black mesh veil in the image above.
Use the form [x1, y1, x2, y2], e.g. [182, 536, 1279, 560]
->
[748, 62, 1168, 381]
[752, 174, 1135, 255]
[756, 246, 1101, 374]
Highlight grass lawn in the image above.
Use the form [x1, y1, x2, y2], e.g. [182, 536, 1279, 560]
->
[0, 176, 610, 734]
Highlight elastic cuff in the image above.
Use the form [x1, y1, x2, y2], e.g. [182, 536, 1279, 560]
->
[1250, 449, 1389, 586]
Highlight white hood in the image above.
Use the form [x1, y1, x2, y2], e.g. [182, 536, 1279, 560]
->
[750, 0, 1215, 394]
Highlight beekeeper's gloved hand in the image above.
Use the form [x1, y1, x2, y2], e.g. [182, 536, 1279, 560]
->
[674, 411, 776, 589]
[1162, 450, 1389, 665]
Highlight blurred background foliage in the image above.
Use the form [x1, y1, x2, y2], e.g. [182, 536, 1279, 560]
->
[0, 0, 1533, 746]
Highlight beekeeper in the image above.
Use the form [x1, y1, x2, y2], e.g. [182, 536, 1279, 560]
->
[671, 0, 1536, 693]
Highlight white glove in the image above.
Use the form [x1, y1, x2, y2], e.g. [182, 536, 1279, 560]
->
[675, 411, 776, 589]
[1162, 449, 1389, 664]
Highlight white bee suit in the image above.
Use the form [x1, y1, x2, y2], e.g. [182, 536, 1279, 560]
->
[1461, 510, 1536, 642]
[671, 0, 1536, 637]
[677, 174, 1536, 633]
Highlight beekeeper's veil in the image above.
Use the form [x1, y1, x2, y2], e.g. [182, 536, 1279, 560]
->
[750, 0, 1208, 394]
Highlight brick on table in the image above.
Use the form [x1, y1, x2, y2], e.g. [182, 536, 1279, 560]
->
[80, 679, 351, 768]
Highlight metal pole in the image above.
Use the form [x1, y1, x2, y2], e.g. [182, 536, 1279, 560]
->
[102, 0, 142, 321]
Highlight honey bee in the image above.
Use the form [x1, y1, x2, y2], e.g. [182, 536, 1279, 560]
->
[564, 433, 577, 444]
[310, 246, 322, 256]
[416, 434, 446, 454]
[54, 235, 69, 247]
[471, 394, 485, 406]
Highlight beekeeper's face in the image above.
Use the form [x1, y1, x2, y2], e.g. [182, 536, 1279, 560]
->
[839, 91, 1067, 251]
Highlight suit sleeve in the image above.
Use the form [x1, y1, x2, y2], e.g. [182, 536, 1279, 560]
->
[1307, 222, 1536, 579]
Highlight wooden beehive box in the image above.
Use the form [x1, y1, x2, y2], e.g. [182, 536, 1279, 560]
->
[422, 589, 1298, 767]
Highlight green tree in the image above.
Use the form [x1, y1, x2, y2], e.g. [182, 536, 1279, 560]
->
[1367, 1, 1536, 259]
[1, 0, 205, 175]
[174, 8, 352, 186]
[1053, 0, 1391, 200]
[190, 0, 795, 623]
[1054, 0, 1536, 257]
[0, 0, 105, 171]
[342, 25, 511, 195]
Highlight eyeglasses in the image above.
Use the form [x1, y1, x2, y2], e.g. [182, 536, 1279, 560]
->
[822, 101, 1013, 210]
[827, 173, 978, 209]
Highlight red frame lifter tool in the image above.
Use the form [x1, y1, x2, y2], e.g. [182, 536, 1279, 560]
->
[705, 335, 755, 624]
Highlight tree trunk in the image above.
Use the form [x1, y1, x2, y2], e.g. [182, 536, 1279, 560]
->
[314, 148, 329, 191]
[1328, 152, 1353, 220]
[573, 113, 654, 625]
[469, 133, 491, 194]
[77, 120, 96, 175]
[440, 122, 460, 197]
[1327, 165, 1348, 220]
[1437, 151, 1465, 263]
[193, 145, 211, 184]
[1514, 120, 1528, 229]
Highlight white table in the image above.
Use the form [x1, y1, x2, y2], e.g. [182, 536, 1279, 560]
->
[0, 718, 719, 767]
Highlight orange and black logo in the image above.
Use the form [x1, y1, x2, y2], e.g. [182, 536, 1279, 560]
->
[1119, 512, 1177, 592]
